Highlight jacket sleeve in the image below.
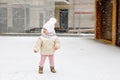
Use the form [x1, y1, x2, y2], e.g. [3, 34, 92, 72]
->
[34, 37, 42, 52]
[54, 37, 60, 49]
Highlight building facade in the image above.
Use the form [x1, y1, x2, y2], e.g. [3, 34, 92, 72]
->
[0, 0, 55, 33]
[55, 0, 94, 33]
[0, 0, 94, 33]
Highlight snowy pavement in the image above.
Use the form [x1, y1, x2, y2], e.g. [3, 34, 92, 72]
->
[0, 36, 120, 80]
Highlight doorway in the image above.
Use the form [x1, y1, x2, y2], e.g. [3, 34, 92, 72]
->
[116, 0, 120, 46]
[100, 0, 113, 41]
[59, 9, 68, 32]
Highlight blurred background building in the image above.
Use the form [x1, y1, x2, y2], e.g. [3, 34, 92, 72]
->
[0, 0, 95, 33]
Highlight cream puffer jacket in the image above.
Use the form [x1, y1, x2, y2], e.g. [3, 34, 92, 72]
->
[34, 36, 60, 55]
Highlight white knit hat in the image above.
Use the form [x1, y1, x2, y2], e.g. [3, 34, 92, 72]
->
[43, 17, 57, 34]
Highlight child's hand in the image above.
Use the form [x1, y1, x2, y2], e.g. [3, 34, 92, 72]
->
[54, 47, 58, 50]
[34, 50, 38, 53]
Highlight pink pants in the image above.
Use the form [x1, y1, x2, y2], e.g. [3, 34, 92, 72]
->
[39, 55, 54, 67]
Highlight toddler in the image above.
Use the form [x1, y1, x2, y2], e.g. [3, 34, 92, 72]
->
[34, 17, 60, 74]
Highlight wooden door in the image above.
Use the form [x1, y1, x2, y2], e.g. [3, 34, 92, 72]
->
[116, 0, 120, 46]
[100, 0, 113, 41]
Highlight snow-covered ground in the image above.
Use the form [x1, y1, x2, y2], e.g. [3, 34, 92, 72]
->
[0, 36, 120, 80]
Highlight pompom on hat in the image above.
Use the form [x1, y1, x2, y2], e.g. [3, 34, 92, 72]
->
[43, 17, 57, 34]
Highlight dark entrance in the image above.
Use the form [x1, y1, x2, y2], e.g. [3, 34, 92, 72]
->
[116, 0, 120, 46]
[100, 0, 113, 41]
[59, 9, 68, 32]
